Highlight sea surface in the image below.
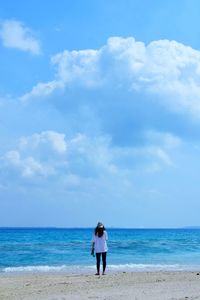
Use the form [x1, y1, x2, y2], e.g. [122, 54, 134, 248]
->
[1, 228, 200, 273]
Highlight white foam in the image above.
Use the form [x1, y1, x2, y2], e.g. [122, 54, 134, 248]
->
[108, 264, 184, 271]
[3, 265, 69, 273]
[2, 263, 199, 273]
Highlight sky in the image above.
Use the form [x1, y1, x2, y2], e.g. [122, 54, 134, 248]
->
[1, 0, 200, 228]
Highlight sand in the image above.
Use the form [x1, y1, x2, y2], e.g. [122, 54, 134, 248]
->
[0, 271, 200, 300]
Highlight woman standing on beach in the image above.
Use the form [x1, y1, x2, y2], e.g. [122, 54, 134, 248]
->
[92, 222, 108, 275]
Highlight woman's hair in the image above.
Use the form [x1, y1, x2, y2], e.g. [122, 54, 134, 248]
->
[95, 224, 105, 237]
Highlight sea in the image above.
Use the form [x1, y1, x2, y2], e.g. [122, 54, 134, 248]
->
[1, 228, 200, 274]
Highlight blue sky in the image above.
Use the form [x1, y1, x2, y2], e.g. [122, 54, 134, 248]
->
[1, 0, 200, 227]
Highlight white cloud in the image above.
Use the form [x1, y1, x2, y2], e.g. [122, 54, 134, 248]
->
[146, 147, 172, 166]
[1, 131, 116, 180]
[19, 131, 67, 154]
[145, 131, 182, 149]
[0, 20, 41, 55]
[1, 131, 67, 178]
[112, 130, 182, 172]
[68, 133, 117, 173]
[51, 49, 101, 87]
[20, 36, 200, 118]
[20, 81, 63, 102]
[1, 129, 181, 181]
[3, 150, 53, 177]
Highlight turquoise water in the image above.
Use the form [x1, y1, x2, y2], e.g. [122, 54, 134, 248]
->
[1, 228, 200, 273]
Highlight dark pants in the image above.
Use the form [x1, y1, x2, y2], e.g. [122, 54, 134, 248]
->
[96, 252, 107, 273]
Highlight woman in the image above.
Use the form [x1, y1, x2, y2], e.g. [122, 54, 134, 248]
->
[92, 222, 108, 275]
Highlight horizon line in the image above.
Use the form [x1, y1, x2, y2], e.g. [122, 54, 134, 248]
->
[0, 226, 200, 229]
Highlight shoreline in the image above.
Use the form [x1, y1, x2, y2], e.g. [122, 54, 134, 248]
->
[2, 262, 200, 274]
[1, 271, 200, 299]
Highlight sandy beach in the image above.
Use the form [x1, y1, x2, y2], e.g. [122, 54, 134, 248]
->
[0, 271, 200, 300]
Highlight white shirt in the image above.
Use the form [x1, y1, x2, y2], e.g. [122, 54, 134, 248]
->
[92, 231, 108, 253]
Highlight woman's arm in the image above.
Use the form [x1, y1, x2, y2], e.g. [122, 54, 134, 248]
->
[104, 231, 108, 240]
[91, 241, 95, 256]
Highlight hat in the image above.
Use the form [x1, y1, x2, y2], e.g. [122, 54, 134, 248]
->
[97, 222, 104, 228]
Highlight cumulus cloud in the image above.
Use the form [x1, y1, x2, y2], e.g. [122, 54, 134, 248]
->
[3, 150, 53, 177]
[0, 20, 41, 55]
[1, 131, 67, 178]
[19, 131, 67, 154]
[0, 129, 181, 181]
[20, 36, 200, 118]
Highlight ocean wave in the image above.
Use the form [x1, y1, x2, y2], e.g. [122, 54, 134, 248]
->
[2, 263, 199, 273]
[2, 265, 88, 273]
[108, 264, 186, 271]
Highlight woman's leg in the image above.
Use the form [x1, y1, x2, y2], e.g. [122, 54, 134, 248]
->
[102, 252, 107, 274]
[96, 253, 101, 274]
